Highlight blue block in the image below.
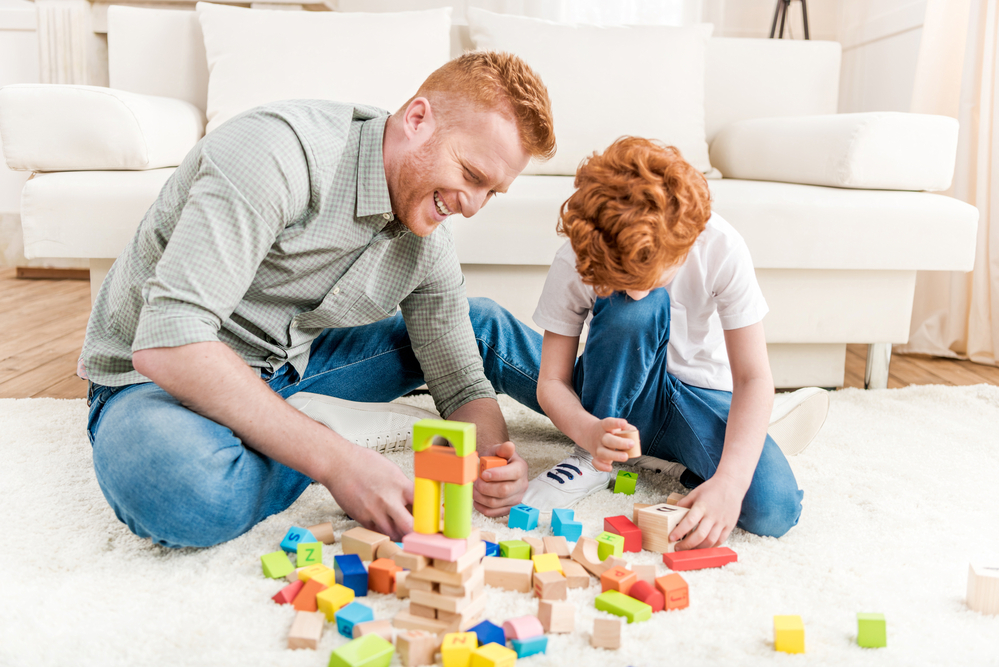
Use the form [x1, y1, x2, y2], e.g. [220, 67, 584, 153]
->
[281, 527, 317, 554]
[554, 520, 583, 542]
[334, 602, 374, 638]
[483, 541, 500, 557]
[551, 509, 574, 534]
[509, 504, 540, 531]
[469, 620, 505, 648]
[511, 635, 548, 658]
[334, 554, 368, 597]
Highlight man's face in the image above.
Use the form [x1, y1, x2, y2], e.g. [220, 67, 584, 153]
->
[392, 108, 530, 237]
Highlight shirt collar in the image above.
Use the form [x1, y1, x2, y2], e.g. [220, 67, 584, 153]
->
[356, 114, 394, 221]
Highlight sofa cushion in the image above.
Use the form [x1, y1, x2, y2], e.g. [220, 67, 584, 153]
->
[467, 8, 714, 176]
[196, 2, 451, 133]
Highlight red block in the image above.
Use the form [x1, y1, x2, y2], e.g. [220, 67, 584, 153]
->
[662, 546, 737, 571]
[628, 580, 665, 612]
[603, 515, 643, 553]
[291, 577, 328, 612]
[272, 579, 305, 605]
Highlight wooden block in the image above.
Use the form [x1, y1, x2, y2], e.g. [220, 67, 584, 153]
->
[967, 563, 999, 615]
[286, 567, 304, 583]
[406, 577, 438, 593]
[434, 540, 486, 573]
[281, 526, 317, 553]
[439, 565, 485, 597]
[613, 470, 637, 495]
[335, 553, 369, 597]
[369, 558, 403, 594]
[603, 515, 642, 553]
[508, 504, 540, 530]
[483, 556, 534, 592]
[342, 526, 390, 562]
[307, 521, 336, 545]
[594, 589, 652, 623]
[410, 602, 438, 619]
[666, 492, 686, 506]
[392, 610, 451, 635]
[498, 540, 530, 559]
[470, 642, 517, 667]
[273, 579, 305, 605]
[411, 579, 484, 614]
[436, 588, 489, 631]
[261, 550, 295, 579]
[627, 580, 664, 612]
[551, 508, 574, 534]
[407, 563, 476, 587]
[480, 531, 497, 544]
[354, 619, 394, 642]
[479, 456, 506, 475]
[396, 570, 410, 599]
[335, 602, 375, 638]
[416, 445, 480, 486]
[596, 532, 625, 560]
[313, 568, 338, 588]
[532, 553, 563, 574]
[298, 564, 330, 582]
[632, 503, 651, 524]
[571, 537, 616, 577]
[376, 540, 403, 560]
[533, 570, 567, 600]
[441, 632, 478, 667]
[773, 615, 805, 654]
[329, 634, 395, 667]
[502, 615, 544, 640]
[600, 566, 636, 595]
[443, 481, 473, 540]
[537, 599, 574, 633]
[404, 532, 468, 561]
[591, 617, 621, 650]
[412, 419, 476, 457]
[662, 546, 737, 571]
[559, 559, 590, 588]
[629, 563, 655, 586]
[288, 610, 325, 650]
[297, 541, 323, 567]
[316, 583, 355, 621]
[464, 528, 482, 546]
[637, 503, 690, 553]
[292, 577, 328, 613]
[542, 536, 570, 558]
[394, 551, 429, 572]
[396, 629, 441, 667]
[655, 572, 689, 610]
[522, 536, 545, 558]
[857, 613, 887, 648]
[469, 620, 505, 647]
[414, 477, 442, 535]
[620, 428, 642, 458]
[510, 635, 547, 659]
[553, 519, 582, 541]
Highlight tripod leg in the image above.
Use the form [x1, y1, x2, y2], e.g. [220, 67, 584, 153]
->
[800, 0, 810, 39]
[778, 0, 790, 38]
[770, 0, 783, 38]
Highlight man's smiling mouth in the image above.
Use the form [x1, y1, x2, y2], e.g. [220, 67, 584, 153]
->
[434, 191, 453, 216]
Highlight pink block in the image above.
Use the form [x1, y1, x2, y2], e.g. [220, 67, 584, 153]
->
[272, 579, 305, 605]
[402, 532, 467, 561]
[502, 615, 544, 640]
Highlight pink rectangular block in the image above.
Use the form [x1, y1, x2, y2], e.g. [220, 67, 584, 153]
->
[402, 532, 468, 561]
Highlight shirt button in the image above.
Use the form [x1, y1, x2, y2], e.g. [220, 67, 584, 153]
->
[333, 287, 340, 295]
[382, 213, 391, 220]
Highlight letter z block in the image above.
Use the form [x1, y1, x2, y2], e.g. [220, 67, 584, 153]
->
[412, 419, 476, 457]
[328, 634, 394, 667]
[415, 445, 480, 485]
[297, 541, 324, 567]
[508, 504, 539, 531]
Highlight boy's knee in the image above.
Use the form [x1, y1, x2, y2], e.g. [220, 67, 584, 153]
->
[738, 485, 803, 538]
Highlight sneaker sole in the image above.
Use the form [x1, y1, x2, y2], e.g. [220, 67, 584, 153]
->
[768, 388, 829, 456]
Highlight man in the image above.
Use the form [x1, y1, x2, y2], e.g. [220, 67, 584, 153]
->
[81, 52, 556, 547]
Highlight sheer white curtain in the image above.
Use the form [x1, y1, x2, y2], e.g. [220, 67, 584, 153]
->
[900, 0, 999, 367]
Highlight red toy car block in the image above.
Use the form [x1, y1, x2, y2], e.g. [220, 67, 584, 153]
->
[603, 515, 643, 553]
[662, 546, 737, 571]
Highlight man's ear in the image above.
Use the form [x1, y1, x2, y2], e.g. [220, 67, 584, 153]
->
[401, 97, 436, 142]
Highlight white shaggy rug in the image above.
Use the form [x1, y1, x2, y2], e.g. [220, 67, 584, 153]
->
[1, 386, 998, 667]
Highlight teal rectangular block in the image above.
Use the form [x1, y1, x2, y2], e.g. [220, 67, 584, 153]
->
[328, 634, 394, 667]
[857, 613, 886, 648]
[336, 602, 374, 638]
[511, 635, 547, 658]
[595, 589, 652, 623]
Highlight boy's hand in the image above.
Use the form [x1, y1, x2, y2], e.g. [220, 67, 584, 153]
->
[669, 474, 745, 550]
[584, 418, 636, 472]
[473, 441, 529, 517]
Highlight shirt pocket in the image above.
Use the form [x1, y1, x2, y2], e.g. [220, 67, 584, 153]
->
[293, 290, 397, 331]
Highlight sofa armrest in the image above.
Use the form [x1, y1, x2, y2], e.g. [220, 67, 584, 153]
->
[0, 84, 205, 172]
[709, 112, 959, 191]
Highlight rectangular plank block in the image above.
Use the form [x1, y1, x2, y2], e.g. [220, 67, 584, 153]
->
[403, 532, 468, 561]
[439, 565, 485, 597]
[435, 540, 487, 574]
[328, 634, 395, 667]
[415, 445, 480, 486]
[392, 611, 451, 635]
[413, 477, 442, 535]
[603, 515, 642, 553]
[774, 615, 805, 654]
[407, 563, 476, 588]
[542, 536, 570, 558]
[637, 503, 690, 553]
[287, 610, 325, 650]
[393, 551, 428, 572]
[341, 526, 390, 562]
[395, 571, 410, 599]
[857, 613, 887, 648]
[412, 419, 476, 456]
[662, 546, 737, 571]
[443, 481, 474, 539]
[483, 556, 533, 592]
[594, 589, 652, 623]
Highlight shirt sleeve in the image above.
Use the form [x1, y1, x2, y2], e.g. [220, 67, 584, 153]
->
[399, 227, 495, 418]
[532, 242, 595, 336]
[132, 112, 313, 354]
[711, 237, 769, 331]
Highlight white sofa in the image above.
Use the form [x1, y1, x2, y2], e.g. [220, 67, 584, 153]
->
[0, 6, 979, 389]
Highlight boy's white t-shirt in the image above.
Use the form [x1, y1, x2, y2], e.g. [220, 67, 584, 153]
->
[532, 213, 768, 392]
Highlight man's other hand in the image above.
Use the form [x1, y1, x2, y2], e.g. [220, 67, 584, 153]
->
[324, 446, 414, 541]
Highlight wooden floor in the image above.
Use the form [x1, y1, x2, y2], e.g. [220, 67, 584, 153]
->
[2, 267, 998, 399]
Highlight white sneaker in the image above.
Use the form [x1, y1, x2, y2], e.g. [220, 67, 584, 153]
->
[521, 447, 614, 513]
[286, 392, 438, 454]
[630, 456, 687, 479]
[769, 387, 830, 456]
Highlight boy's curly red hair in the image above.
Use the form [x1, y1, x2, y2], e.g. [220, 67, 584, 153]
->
[558, 137, 711, 297]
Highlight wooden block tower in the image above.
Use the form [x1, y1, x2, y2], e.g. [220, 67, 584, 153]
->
[393, 419, 489, 637]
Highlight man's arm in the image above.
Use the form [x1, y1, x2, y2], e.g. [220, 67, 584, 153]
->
[133, 341, 415, 540]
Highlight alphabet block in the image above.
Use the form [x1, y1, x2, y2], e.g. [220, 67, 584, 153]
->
[292, 577, 328, 613]
[773, 615, 805, 654]
[281, 527, 317, 554]
[596, 532, 625, 561]
[443, 481, 474, 539]
[637, 503, 690, 553]
[510, 635, 547, 658]
[396, 629, 440, 667]
[603, 515, 642, 553]
[662, 546, 737, 571]
[336, 602, 375, 638]
[619, 428, 642, 458]
[559, 559, 591, 588]
[441, 632, 478, 667]
[655, 572, 689, 610]
[297, 541, 323, 567]
[498, 540, 530, 560]
[307, 521, 337, 545]
[272, 579, 305, 605]
[335, 553, 369, 597]
[403, 532, 468, 561]
[342, 527, 390, 562]
[261, 550, 295, 579]
[594, 590, 652, 623]
[600, 566, 636, 595]
[288, 610, 324, 650]
[857, 613, 887, 648]
[470, 642, 516, 667]
[613, 470, 637, 495]
[369, 558, 403, 594]
[483, 541, 500, 558]
[533, 570, 567, 600]
[328, 634, 395, 667]
[412, 419, 476, 457]
[469, 620, 506, 648]
[967, 563, 999, 615]
[537, 600, 574, 633]
[591, 618, 621, 650]
[415, 445, 480, 486]
[483, 556, 534, 592]
[413, 477, 442, 535]
[542, 536, 570, 558]
[508, 504, 539, 531]
[532, 553, 563, 574]
[627, 580, 664, 612]
[316, 583, 355, 621]
[354, 619, 394, 642]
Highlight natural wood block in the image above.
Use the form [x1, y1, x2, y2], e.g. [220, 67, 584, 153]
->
[502, 615, 544, 640]
[532, 553, 563, 574]
[376, 541, 402, 560]
[414, 477, 442, 535]
[523, 536, 544, 558]
[354, 619, 394, 642]
[774, 615, 805, 654]
[464, 528, 482, 546]
[533, 570, 567, 600]
[437, 589, 488, 631]
[600, 566, 637, 595]
[288, 610, 325, 650]
[665, 492, 686, 506]
[396, 629, 440, 667]
[603, 515, 642, 553]
[571, 537, 616, 577]
[292, 577, 328, 613]
[410, 579, 484, 614]
[439, 565, 485, 597]
[480, 531, 497, 544]
[307, 521, 337, 545]
[341, 527, 390, 562]
[591, 617, 621, 649]
[396, 570, 410, 599]
[542, 536, 570, 558]
[633, 563, 657, 586]
[441, 631, 478, 667]
[662, 546, 738, 571]
[394, 551, 429, 572]
[286, 567, 304, 583]
[392, 611, 451, 635]
[620, 428, 642, 458]
[637, 503, 690, 553]
[406, 577, 437, 593]
[435, 540, 486, 573]
[655, 572, 689, 610]
[967, 563, 999, 615]
[627, 580, 664, 612]
[404, 532, 468, 561]
[415, 445, 480, 486]
[483, 556, 534, 592]
[408, 563, 476, 587]
[537, 600, 574, 633]
[410, 602, 438, 619]
[559, 559, 591, 588]
[632, 503, 651, 524]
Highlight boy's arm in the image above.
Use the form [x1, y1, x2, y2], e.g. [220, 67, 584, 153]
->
[670, 321, 774, 549]
[536, 330, 636, 471]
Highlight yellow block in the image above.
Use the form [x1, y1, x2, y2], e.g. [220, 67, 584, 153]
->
[531, 553, 563, 574]
[441, 631, 478, 667]
[774, 615, 805, 654]
[298, 564, 331, 582]
[312, 569, 337, 587]
[470, 642, 516, 667]
[317, 584, 355, 622]
[413, 477, 441, 535]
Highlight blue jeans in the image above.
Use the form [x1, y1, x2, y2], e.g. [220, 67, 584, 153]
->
[87, 298, 542, 548]
[575, 289, 803, 538]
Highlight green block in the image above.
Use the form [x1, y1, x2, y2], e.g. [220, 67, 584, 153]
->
[499, 540, 531, 559]
[412, 419, 476, 457]
[329, 634, 394, 667]
[596, 532, 624, 561]
[261, 550, 294, 579]
[595, 590, 652, 623]
[613, 470, 637, 495]
[297, 541, 323, 567]
[857, 613, 886, 648]
[443, 481, 473, 539]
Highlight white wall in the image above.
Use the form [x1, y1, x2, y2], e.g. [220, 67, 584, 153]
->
[703, 0, 838, 40]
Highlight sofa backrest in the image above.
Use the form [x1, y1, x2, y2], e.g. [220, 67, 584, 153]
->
[107, 7, 841, 142]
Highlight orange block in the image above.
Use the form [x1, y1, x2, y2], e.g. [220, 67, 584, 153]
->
[369, 558, 402, 594]
[292, 577, 328, 612]
[479, 456, 506, 475]
[600, 566, 637, 595]
[414, 445, 479, 485]
[655, 573, 689, 611]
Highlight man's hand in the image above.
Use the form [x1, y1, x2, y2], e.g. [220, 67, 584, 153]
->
[669, 474, 745, 550]
[322, 446, 414, 541]
[472, 441, 528, 517]
[582, 417, 636, 472]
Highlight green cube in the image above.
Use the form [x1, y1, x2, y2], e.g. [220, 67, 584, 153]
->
[297, 541, 323, 567]
[857, 613, 886, 648]
[329, 634, 394, 667]
[412, 419, 476, 457]
[261, 550, 294, 579]
[596, 532, 624, 561]
[499, 540, 531, 559]
[595, 590, 652, 623]
[613, 470, 637, 495]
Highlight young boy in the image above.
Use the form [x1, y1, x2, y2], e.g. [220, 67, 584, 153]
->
[522, 137, 828, 550]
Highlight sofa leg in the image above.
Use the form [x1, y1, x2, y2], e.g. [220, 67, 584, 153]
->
[864, 343, 891, 389]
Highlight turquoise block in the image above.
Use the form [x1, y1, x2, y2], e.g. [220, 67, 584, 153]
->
[554, 520, 582, 542]
[509, 504, 539, 530]
[281, 526, 316, 553]
[335, 602, 374, 638]
[552, 509, 574, 534]
[511, 635, 548, 658]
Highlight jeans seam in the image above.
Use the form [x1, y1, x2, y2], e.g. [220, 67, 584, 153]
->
[278, 343, 417, 394]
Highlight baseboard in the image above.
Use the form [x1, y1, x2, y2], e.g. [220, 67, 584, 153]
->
[15, 267, 90, 281]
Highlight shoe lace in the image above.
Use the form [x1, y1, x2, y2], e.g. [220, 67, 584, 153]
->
[546, 462, 583, 484]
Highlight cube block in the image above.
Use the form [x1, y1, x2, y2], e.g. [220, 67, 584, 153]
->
[483, 541, 500, 557]
[415, 445, 480, 486]
[368, 558, 402, 594]
[603, 515, 642, 553]
[468, 620, 505, 647]
[498, 540, 531, 560]
[591, 617, 621, 650]
[441, 631, 478, 667]
[774, 615, 805, 654]
[600, 565, 637, 595]
[262, 550, 295, 579]
[857, 613, 886, 648]
[281, 527, 317, 554]
[317, 583, 355, 621]
[336, 602, 375, 638]
[479, 456, 506, 475]
[470, 642, 516, 667]
[533, 570, 567, 600]
[288, 610, 325, 650]
[328, 634, 394, 667]
[297, 541, 324, 567]
[613, 470, 637, 494]
[596, 532, 625, 561]
[508, 504, 539, 531]
[511, 635, 547, 658]
[967, 562, 999, 615]
[335, 554, 368, 597]
[537, 599, 574, 633]
[594, 589, 652, 623]
[655, 573, 689, 611]
[532, 553, 563, 574]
